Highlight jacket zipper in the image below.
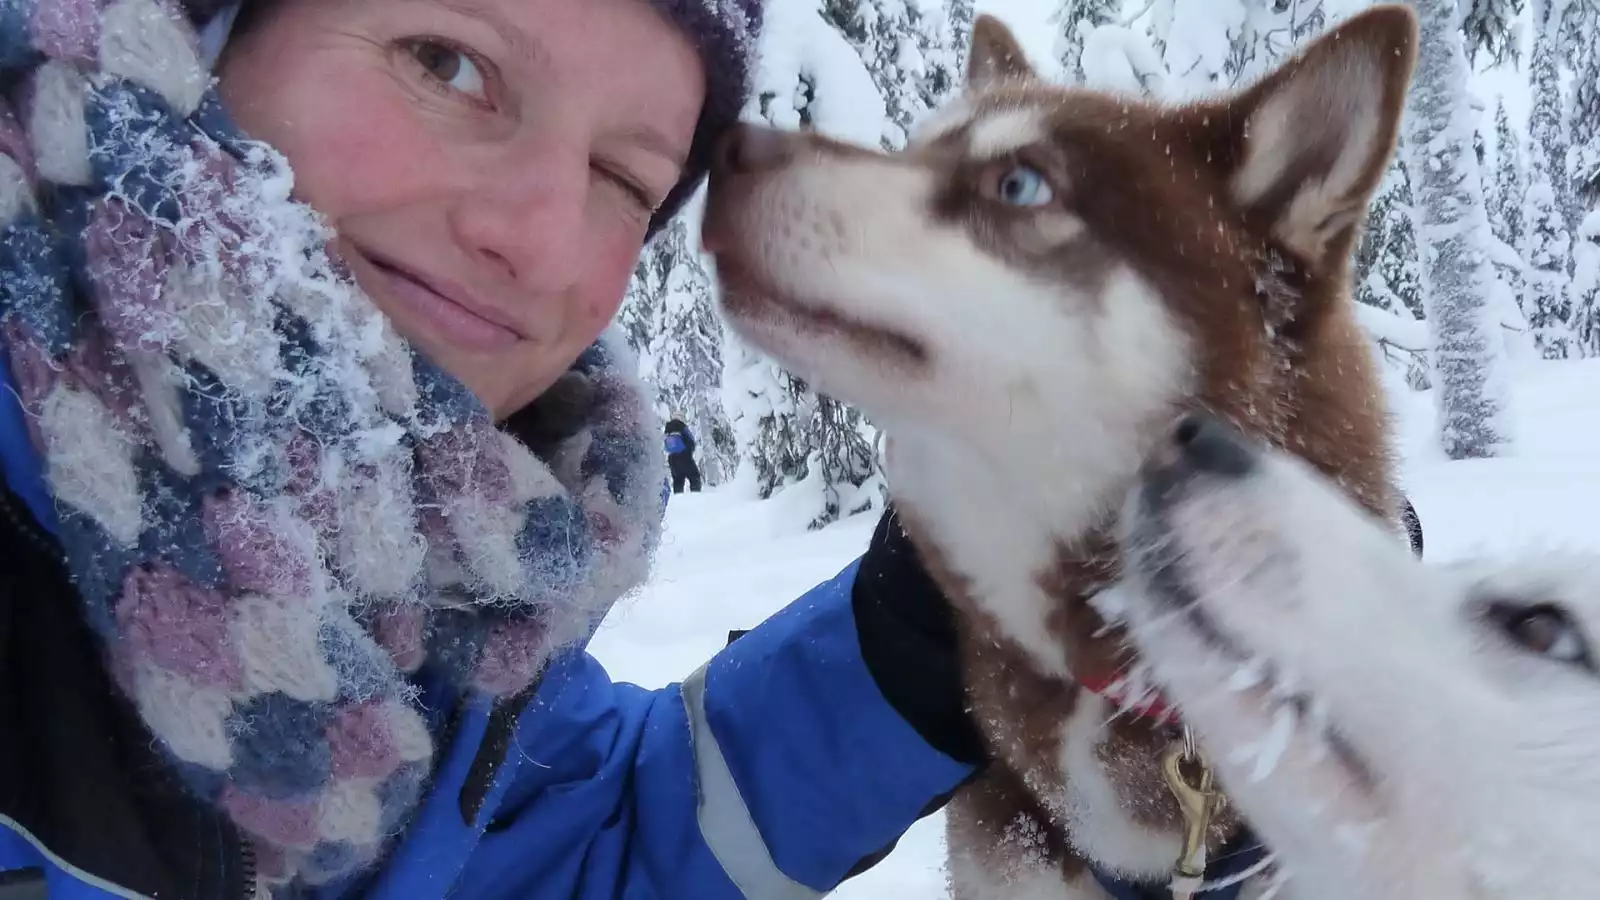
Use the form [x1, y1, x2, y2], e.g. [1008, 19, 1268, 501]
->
[234, 829, 258, 900]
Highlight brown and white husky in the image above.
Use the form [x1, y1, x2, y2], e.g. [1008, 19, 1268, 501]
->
[701, 6, 1418, 897]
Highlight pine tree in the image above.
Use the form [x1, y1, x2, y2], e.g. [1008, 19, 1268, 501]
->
[618, 231, 676, 362]
[1561, 0, 1600, 356]
[1145, 0, 1247, 94]
[1561, 0, 1598, 209]
[1476, 103, 1529, 334]
[1089, 0, 1327, 102]
[1231, 0, 1326, 81]
[1460, 0, 1525, 67]
[643, 218, 738, 485]
[720, 334, 809, 499]
[1401, 0, 1514, 458]
[1076, 16, 1169, 95]
[1355, 153, 1426, 321]
[916, 0, 977, 115]
[1522, 0, 1576, 357]
[1052, 0, 1120, 82]
[804, 393, 880, 529]
[1528, 0, 1576, 228]
[1489, 99, 1527, 251]
[1523, 163, 1575, 357]
[1571, 211, 1600, 356]
[821, 0, 960, 150]
[1573, 72, 1600, 213]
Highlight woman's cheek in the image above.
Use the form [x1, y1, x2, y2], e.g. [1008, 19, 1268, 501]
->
[585, 235, 647, 326]
[282, 90, 435, 211]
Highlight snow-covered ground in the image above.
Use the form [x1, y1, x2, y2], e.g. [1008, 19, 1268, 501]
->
[587, 356, 1600, 899]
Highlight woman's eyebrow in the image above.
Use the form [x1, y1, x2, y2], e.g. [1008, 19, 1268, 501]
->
[407, 0, 550, 71]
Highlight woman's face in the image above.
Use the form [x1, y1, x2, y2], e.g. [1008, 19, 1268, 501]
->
[218, 0, 706, 419]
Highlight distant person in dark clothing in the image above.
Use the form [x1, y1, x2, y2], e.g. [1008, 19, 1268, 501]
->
[664, 417, 702, 493]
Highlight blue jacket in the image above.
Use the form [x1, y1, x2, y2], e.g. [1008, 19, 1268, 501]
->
[0, 359, 976, 899]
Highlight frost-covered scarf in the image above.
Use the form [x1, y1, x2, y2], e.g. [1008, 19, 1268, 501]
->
[0, 0, 665, 890]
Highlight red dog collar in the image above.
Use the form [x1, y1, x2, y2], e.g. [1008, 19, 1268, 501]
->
[1077, 670, 1178, 723]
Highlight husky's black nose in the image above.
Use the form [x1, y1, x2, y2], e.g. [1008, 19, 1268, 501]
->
[714, 123, 796, 174]
[1168, 413, 1258, 478]
[1136, 414, 1259, 517]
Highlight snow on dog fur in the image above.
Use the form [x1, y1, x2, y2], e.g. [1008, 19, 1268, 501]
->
[702, 6, 1419, 897]
[1120, 413, 1600, 900]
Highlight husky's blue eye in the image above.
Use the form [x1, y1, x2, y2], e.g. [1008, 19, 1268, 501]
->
[995, 165, 1053, 207]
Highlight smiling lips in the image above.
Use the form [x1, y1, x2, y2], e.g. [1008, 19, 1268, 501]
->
[364, 255, 523, 353]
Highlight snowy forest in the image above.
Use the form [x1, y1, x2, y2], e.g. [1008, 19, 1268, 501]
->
[618, 0, 1600, 529]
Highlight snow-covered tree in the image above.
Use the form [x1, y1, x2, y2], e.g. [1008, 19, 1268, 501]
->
[1562, 1, 1600, 356]
[1460, 0, 1525, 67]
[618, 242, 669, 359]
[1081, 0, 1328, 102]
[1475, 102, 1531, 335]
[1489, 99, 1527, 251]
[1573, 63, 1600, 210]
[1145, 0, 1239, 91]
[1527, 0, 1575, 228]
[642, 217, 738, 485]
[1571, 210, 1600, 356]
[1229, 0, 1327, 80]
[803, 392, 880, 528]
[1401, 0, 1514, 458]
[918, 0, 977, 112]
[1523, 153, 1575, 356]
[822, 0, 970, 149]
[720, 334, 809, 499]
[1078, 17, 1171, 95]
[1519, 0, 1576, 356]
[1052, 0, 1119, 81]
[1562, 0, 1598, 209]
[1355, 153, 1426, 321]
[1354, 153, 1433, 389]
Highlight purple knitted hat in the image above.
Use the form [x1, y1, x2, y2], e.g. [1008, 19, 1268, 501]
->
[644, 0, 765, 235]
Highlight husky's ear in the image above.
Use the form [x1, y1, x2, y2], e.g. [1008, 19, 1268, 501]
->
[967, 15, 1036, 90]
[1224, 5, 1419, 265]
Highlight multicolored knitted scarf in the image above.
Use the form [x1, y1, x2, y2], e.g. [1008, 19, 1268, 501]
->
[0, 0, 666, 890]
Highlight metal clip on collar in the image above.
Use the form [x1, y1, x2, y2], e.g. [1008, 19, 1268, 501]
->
[1161, 726, 1227, 900]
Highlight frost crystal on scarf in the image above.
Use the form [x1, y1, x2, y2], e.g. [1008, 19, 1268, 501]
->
[0, 0, 666, 890]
